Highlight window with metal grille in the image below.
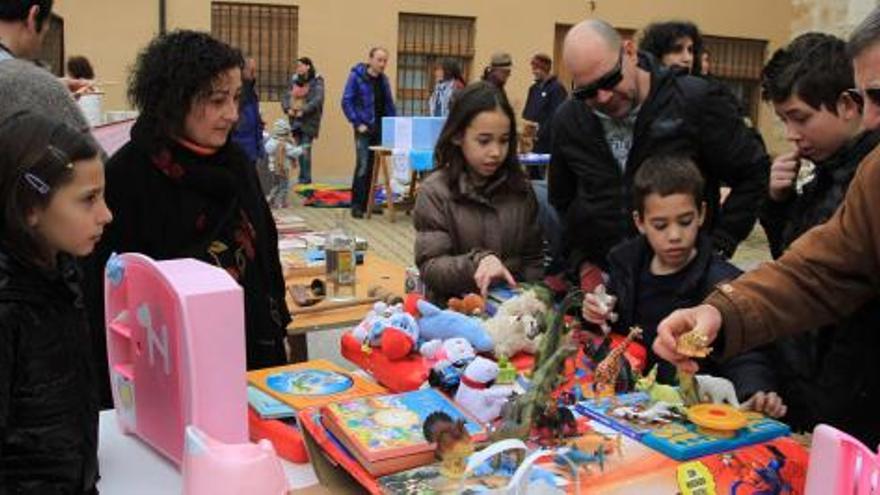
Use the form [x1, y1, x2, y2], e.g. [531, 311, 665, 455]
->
[703, 35, 767, 124]
[211, 2, 298, 101]
[37, 14, 64, 76]
[397, 13, 475, 116]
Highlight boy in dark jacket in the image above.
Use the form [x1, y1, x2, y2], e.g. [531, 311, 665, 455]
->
[583, 154, 784, 417]
[757, 33, 880, 444]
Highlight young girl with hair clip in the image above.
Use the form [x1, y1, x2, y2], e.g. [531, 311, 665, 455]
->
[413, 81, 544, 305]
[0, 110, 112, 493]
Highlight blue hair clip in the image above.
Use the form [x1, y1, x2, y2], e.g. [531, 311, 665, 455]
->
[23, 172, 50, 195]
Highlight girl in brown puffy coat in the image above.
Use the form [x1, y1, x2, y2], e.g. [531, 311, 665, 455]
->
[414, 82, 544, 305]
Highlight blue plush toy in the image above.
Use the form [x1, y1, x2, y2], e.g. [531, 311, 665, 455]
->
[416, 299, 494, 352]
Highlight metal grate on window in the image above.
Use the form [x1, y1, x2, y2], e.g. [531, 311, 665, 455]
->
[211, 2, 298, 102]
[703, 35, 767, 124]
[397, 13, 475, 116]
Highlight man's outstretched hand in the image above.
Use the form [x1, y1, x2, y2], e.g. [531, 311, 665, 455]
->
[653, 304, 722, 374]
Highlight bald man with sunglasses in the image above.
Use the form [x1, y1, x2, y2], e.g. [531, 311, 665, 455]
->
[548, 20, 770, 290]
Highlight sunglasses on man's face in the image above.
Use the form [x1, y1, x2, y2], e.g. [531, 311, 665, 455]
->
[571, 50, 624, 101]
[847, 87, 880, 109]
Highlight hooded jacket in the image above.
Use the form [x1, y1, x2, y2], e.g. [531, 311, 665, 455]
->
[0, 250, 98, 494]
[340, 63, 396, 132]
[549, 52, 769, 272]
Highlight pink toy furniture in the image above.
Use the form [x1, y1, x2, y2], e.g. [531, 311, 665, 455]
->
[806, 424, 880, 495]
[182, 426, 288, 495]
[105, 253, 248, 465]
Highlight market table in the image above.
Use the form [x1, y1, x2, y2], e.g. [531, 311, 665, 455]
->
[96, 410, 325, 494]
[285, 254, 407, 360]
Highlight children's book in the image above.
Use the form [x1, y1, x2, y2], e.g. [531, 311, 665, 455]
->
[247, 359, 386, 412]
[575, 392, 791, 461]
[247, 385, 296, 420]
[320, 388, 487, 476]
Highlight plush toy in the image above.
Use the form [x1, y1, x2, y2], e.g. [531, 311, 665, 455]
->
[454, 357, 515, 424]
[417, 299, 494, 352]
[484, 290, 549, 358]
[351, 302, 420, 360]
[447, 293, 486, 316]
[422, 338, 477, 394]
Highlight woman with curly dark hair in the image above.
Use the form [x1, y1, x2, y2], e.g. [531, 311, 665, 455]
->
[638, 20, 703, 75]
[84, 30, 292, 406]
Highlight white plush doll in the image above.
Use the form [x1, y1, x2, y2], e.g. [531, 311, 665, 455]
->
[484, 290, 548, 358]
[454, 357, 515, 424]
[420, 338, 476, 370]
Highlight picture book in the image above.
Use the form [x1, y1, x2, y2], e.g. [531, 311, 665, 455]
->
[247, 385, 296, 420]
[247, 359, 386, 411]
[575, 392, 791, 461]
[321, 388, 487, 476]
[298, 407, 382, 494]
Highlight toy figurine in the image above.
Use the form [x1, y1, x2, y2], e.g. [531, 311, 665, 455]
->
[635, 365, 685, 406]
[676, 326, 713, 358]
[612, 401, 683, 424]
[422, 412, 474, 479]
[592, 327, 642, 398]
[554, 445, 606, 473]
[495, 355, 517, 385]
[592, 285, 618, 335]
[534, 400, 578, 445]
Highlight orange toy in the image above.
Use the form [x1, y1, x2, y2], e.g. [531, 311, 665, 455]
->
[447, 293, 485, 316]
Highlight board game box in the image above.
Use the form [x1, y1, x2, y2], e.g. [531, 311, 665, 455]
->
[575, 392, 791, 461]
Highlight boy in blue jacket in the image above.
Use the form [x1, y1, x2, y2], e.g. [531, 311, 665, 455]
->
[583, 154, 785, 417]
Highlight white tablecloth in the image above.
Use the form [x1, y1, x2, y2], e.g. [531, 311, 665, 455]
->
[97, 410, 318, 494]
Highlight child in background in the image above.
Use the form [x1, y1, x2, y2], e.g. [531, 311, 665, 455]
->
[264, 118, 303, 209]
[582, 155, 785, 417]
[0, 111, 113, 493]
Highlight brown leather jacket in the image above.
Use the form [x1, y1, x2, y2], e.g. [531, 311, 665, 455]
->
[707, 144, 880, 360]
[413, 168, 544, 304]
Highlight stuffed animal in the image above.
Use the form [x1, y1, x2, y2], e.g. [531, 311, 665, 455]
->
[351, 302, 420, 360]
[484, 290, 548, 358]
[417, 299, 494, 352]
[447, 293, 486, 316]
[422, 338, 478, 393]
[454, 357, 515, 424]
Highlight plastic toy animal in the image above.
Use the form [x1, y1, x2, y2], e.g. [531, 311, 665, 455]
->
[554, 445, 605, 473]
[635, 365, 685, 406]
[612, 401, 683, 424]
[534, 401, 578, 445]
[593, 327, 642, 398]
[423, 412, 474, 479]
[728, 445, 791, 495]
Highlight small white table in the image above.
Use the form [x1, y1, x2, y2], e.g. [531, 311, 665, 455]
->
[97, 410, 319, 494]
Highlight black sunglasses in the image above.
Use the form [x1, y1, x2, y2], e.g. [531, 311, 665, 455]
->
[571, 50, 624, 101]
[847, 87, 880, 109]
